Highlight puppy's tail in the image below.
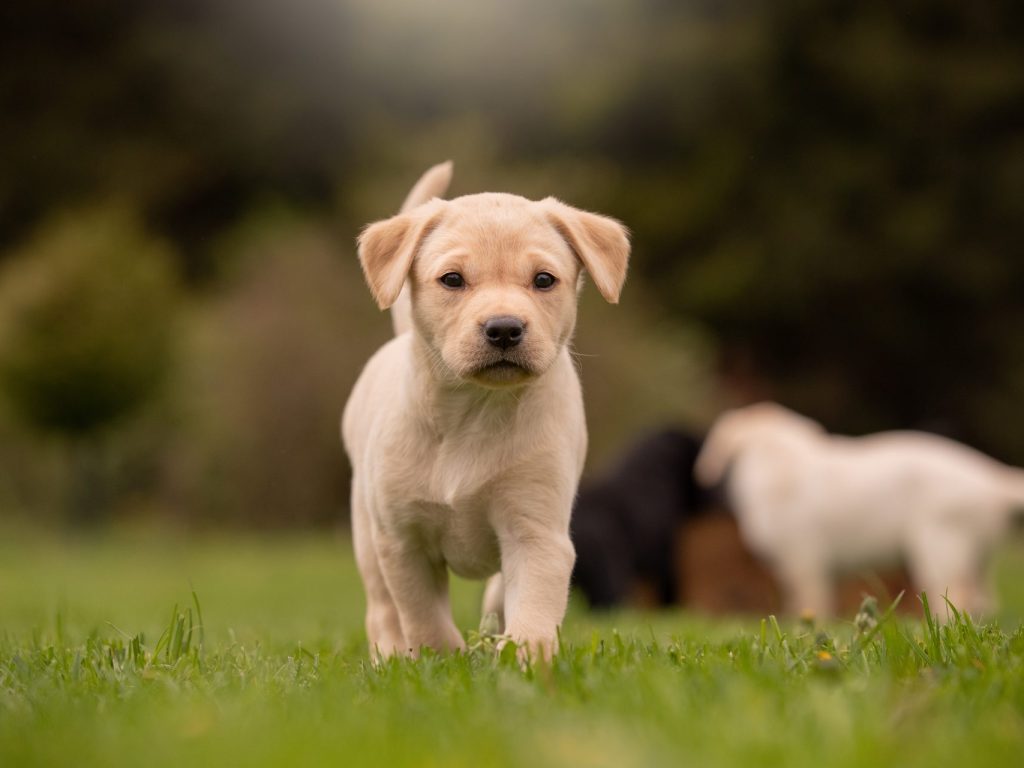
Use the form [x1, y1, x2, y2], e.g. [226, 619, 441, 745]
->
[390, 161, 453, 336]
[399, 160, 453, 213]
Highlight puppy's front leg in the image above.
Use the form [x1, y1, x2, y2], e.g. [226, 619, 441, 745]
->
[374, 528, 466, 655]
[494, 509, 575, 662]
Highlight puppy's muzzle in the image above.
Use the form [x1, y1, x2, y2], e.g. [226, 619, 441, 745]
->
[483, 316, 525, 350]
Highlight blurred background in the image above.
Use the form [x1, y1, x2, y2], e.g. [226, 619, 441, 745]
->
[1, 0, 1023, 534]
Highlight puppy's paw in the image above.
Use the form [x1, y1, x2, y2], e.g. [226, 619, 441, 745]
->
[496, 634, 558, 667]
[522, 634, 559, 664]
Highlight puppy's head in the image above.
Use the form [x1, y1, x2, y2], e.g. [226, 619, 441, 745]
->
[695, 402, 824, 487]
[358, 193, 629, 388]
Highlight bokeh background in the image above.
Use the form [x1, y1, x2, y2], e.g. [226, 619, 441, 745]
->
[2, 0, 1023, 531]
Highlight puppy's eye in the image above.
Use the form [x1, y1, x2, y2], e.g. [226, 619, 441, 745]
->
[533, 272, 557, 290]
[439, 272, 465, 289]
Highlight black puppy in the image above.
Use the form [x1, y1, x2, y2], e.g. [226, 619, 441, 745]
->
[571, 429, 712, 608]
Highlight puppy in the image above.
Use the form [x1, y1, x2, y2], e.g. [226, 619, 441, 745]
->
[695, 402, 1024, 618]
[571, 429, 711, 608]
[343, 162, 630, 659]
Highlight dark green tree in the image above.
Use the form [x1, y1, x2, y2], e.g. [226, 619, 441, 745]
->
[0, 207, 179, 524]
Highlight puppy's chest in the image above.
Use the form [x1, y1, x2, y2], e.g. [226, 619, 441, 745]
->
[414, 498, 500, 579]
[432, 431, 514, 503]
[381, 430, 514, 577]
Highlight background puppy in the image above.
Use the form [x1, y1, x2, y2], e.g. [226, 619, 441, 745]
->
[572, 427, 917, 616]
[343, 162, 630, 659]
[696, 402, 1024, 618]
[571, 429, 711, 608]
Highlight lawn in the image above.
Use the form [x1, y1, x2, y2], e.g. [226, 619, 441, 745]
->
[2, 525, 1023, 768]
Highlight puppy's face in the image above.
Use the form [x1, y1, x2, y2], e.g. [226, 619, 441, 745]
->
[359, 192, 630, 388]
[410, 195, 582, 387]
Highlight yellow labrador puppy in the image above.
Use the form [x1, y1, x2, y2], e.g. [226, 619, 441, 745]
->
[695, 402, 1024, 619]
[343, 162, 629, 659]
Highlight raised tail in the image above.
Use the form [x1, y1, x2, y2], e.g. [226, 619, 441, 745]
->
[400, 160, 453, 213]
[390, 161, 453, 335]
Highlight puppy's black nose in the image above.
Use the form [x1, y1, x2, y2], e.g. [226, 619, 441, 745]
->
[483, 316, 524, 349]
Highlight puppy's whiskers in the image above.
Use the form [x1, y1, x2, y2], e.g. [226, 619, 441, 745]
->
[569, 349, 594, 375]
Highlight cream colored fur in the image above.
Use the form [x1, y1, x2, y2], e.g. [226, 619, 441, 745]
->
[696, 402, 1024, 619]
[342, 162, 630, 660]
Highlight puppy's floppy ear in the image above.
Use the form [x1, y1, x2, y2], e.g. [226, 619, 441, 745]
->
[543, 198, 630, 304]
[356, 201, 445, 309]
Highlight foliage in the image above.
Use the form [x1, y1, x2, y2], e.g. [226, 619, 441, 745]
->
[3, 594, 1024, 767]
[2, 1, 1024, 525]
[166, 213, 388, 527]
[0, 207, 178, 437]
[1, 531, 1023, 767]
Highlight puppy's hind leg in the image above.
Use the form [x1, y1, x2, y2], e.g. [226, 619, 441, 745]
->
[482, 573, 505, 632]
[908, 523, 992, 621]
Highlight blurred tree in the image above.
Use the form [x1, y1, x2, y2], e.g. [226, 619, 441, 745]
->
[166, 214, 388, 528]
[0, 0, 357, 282]
[3, 0, 1024, 528]
[0, 207, 179, 524]
[561, 0, 1024, 458]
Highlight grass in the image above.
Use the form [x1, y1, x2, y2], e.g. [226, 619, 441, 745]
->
[1, 526, 1023, 767]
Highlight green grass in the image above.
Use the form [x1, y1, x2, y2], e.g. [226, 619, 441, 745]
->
[2, 527, 1024, 767]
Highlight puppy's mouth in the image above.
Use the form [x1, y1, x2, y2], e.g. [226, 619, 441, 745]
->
[468, 357, 536, 386]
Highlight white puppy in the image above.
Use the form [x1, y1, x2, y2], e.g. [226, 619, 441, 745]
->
[695, 402, 1024, 618]
[342, 162, 630, 659]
